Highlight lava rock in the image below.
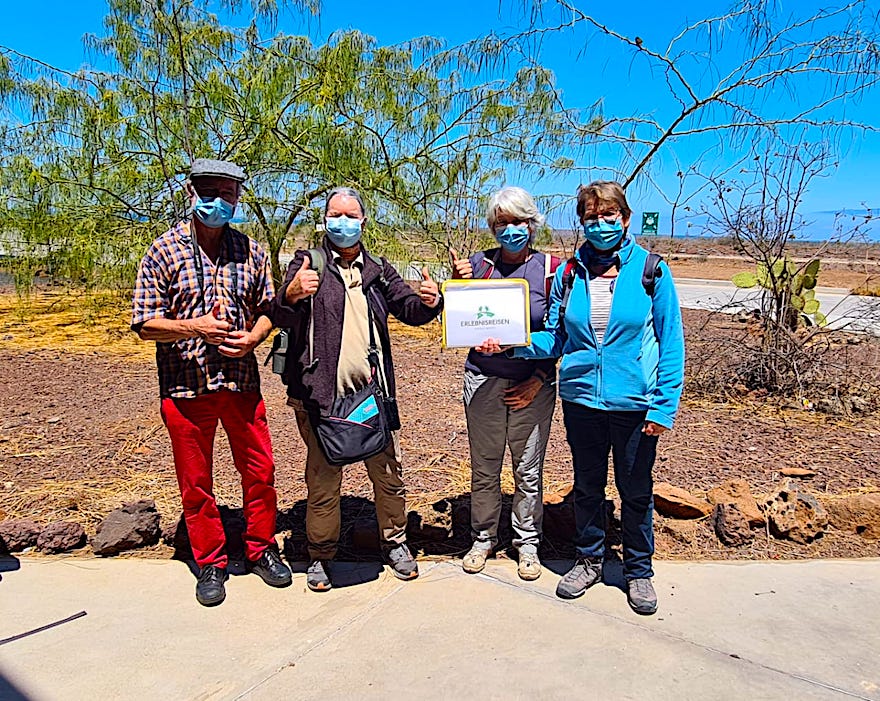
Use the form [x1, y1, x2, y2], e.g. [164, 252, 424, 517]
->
[713, 503, 754, 547]
[653, 482, 713, 519]
[37, 521, 86, 553]
[825, 493, 880, 539]
[707, 479, 765, 527]
[543, 483, 574, 505]
[0, 519, 40, 552]
[92, 499, 161, 556]
[765, 478, 828, 544]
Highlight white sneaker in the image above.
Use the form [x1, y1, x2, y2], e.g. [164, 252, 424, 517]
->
[517, 550, 542, 581]
[462, 543, 492, 573]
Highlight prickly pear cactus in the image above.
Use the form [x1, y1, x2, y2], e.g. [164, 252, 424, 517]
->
[733, 256, 825, 327]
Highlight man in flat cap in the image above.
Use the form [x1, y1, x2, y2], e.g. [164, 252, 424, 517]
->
[132, 158, 291, 606]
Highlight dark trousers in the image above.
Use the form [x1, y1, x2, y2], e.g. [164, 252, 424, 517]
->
[562, 401, 658, 580]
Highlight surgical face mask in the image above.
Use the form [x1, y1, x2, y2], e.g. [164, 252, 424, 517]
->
[193, 196, 235, 228]
[325, 216, 363, 248]
[495, 223, 530, 254]
[582, 219, 625, 251]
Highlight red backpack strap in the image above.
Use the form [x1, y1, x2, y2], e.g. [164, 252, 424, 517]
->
[558, 257, 578, 321]
[477, 248, 500, 279]
[544, 254, 562, 298]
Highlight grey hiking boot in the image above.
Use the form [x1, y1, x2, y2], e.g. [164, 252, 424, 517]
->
[462, 543, 492, 574]
[517, 546, 541, 581]
[556, 558, 603, 600]
[627, 577, 658, 615]
[385, 543, 419, 580]
[307, 559, 332, 592]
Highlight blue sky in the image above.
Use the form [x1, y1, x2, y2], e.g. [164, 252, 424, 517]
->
[2, 0, 878, 239]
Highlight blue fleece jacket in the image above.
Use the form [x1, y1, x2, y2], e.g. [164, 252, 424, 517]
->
[512, 238, 685, 428]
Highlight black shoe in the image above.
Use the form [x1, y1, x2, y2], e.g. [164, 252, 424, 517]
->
[196, 565, 228, 607]
[247, 548, 292, 588]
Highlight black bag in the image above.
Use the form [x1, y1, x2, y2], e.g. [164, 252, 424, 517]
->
[315, 378, 392, 465]
[312, 284, 398, 465]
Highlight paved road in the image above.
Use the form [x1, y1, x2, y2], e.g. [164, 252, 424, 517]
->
[1, 556, 879, 700]
[675, 279, 880, 334]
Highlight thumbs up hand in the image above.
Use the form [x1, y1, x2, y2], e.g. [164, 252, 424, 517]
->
[448, 247, 473, 279]
[285, 253, 321, 305]
[419, 265, 441, 308]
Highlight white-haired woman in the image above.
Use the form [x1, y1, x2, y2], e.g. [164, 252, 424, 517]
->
[450, 186, 560, 580]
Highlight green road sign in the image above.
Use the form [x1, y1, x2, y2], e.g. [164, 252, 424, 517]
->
[641, 212, 659, 234]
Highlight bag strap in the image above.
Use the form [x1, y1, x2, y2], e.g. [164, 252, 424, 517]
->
[545, 254, 561, 299]
[558, 257, 578, 320]
[476, 249, 499, 279]
[190, 225, 207, 315]
[642, 252, 663, 295]
[306, 248, 324, 368]
[365, 287, 391, 398]
[191, 225, 239, 322]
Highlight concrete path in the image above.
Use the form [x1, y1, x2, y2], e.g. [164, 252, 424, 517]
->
[1, 556, 879, 701]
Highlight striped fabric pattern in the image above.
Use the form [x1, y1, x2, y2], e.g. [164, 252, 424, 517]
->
[131, 221, 274, 399]
[588, 274, 616, 345]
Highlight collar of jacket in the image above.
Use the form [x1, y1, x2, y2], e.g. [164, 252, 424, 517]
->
[321, 237, 384, 289]
[575, 235, 634, 271]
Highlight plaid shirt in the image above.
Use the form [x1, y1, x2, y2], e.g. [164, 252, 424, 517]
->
[131, 221, 275, 399]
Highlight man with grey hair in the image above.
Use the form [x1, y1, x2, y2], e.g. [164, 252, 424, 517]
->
[132, 158, 291, 607]
[271, 185, 442, 592]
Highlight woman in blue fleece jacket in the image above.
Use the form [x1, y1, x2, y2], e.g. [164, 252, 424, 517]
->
[478, 181, 684, 614]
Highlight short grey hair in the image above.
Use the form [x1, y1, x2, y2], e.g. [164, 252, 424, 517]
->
[324, 186, 366, 219]
[486, 186, 546, 232]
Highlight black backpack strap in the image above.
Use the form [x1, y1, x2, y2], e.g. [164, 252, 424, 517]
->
[365, 252, 388, 288]
[642, 252, 663, 295]
[307, 248, 326, 284]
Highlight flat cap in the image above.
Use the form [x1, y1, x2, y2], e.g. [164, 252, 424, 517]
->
[189, 158, 246, 183]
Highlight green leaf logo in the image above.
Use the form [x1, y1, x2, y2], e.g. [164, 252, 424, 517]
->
[476, 305, 495, 319]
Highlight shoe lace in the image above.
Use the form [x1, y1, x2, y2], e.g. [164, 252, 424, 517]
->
[262, 549, 281, 567]
[569, 558, 599, 581]
[631, 578, 653, 598]
[199, 566, 223, 584]
[308, 560, 324, 575]
[520, 552, 538, 567]
[388, 545, 410, 564]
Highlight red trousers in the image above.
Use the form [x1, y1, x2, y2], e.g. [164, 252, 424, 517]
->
[160, 390, 277, 568]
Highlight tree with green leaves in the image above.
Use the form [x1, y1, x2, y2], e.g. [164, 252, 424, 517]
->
[0, 0, 587, 291]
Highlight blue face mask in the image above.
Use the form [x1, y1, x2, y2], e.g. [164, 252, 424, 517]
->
[495, 223, 530, 254]
[193, 196, 235, 228]
[583, 219, 625, 251]
[325, 216, 363, 248]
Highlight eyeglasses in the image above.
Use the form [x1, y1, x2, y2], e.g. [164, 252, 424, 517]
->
[583, 209, 620, 224]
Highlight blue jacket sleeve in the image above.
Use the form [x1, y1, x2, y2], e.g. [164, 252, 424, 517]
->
[512, 264, 567, 360]
[646, 261, 685, 428]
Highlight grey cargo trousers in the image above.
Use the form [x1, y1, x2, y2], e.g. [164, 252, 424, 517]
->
[463, 371, 556, 550]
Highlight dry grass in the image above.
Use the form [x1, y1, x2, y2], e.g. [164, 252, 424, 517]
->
[3, 469, 179, 535]
[0, 291, 152, 360]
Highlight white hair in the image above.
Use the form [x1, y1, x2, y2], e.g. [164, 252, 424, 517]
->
[486, 186, 546, 232]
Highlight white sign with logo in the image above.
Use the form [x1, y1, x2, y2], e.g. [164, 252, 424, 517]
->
[440, 279, 531, 348]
